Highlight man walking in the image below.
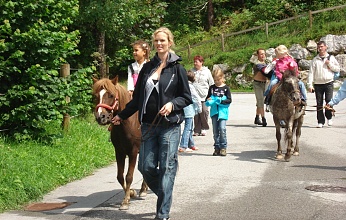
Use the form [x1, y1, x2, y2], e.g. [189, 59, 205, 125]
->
[307, 41, 340, 128]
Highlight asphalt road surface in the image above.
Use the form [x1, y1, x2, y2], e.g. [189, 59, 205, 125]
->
[1, 92, 346, 220]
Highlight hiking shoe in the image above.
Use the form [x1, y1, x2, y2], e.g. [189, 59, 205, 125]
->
[262, 117, 267, 127]
[328, 119, 333, 126]
[190, 146, 199, 151]
[213, 149, 220, 156]
[254, 116, 262, 125]
[220, 149, 227, 156]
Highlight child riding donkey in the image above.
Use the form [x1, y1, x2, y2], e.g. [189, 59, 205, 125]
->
[257, 45, 307, 113]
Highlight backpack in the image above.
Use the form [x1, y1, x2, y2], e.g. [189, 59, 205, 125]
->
[327, 55, 340, 80]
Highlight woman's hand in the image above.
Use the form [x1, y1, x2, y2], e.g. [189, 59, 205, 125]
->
[111, 115, 122, 125]
[159, 102, 173, 116]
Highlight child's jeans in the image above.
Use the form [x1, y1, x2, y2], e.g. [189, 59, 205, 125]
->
[179, 118, 195, 148]
[211, 115, 227, 150]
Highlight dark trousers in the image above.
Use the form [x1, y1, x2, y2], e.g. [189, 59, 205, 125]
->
[314, 82, 334, 124]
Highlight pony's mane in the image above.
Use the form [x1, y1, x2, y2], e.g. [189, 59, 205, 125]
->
[93, 78, 130, 111]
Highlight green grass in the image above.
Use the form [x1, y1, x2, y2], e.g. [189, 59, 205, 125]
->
[0, 115, 114, 213]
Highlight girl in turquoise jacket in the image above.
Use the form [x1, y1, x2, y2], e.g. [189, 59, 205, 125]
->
[205, 69, 232, 156]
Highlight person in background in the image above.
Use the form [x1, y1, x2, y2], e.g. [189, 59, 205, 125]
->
[308, 41, 340, 128]
[179, 70, 202, 153]
[191, 55, 214, 136]
[127, 40, 150, 96]
[205, 68, 232, 156]
[252, 48, 269, 127]
[112, 27, 192, 220]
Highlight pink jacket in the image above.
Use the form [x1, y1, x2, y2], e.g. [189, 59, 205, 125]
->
[275, 56, 298, 81]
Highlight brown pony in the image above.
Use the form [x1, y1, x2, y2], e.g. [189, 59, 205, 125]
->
[92, 76, 148, 210]
[270, 71, 305, 161]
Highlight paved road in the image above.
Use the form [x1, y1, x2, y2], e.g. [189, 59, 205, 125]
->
[1, 92, 346, 220]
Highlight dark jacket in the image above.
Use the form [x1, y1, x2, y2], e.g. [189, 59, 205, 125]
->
[118, 52, 192, 124]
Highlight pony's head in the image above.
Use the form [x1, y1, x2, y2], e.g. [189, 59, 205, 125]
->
[281, 71, 301, 106]
[92, 76, 130, 125]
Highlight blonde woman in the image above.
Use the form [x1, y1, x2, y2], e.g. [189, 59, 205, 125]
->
[112, 27, 192, 220]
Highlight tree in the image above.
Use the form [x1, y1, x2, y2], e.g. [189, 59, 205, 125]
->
[76, 0, 168, 77]
[0, 0, 92, 139]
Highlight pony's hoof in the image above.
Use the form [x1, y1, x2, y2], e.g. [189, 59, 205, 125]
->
[139, 191, 147, 197]
[276, 154, 284, 160]
[293, 152, 299, 156]
[284, 155, 291, 162]
[130, 189, 137, 198]
[119, 203, 129, 210]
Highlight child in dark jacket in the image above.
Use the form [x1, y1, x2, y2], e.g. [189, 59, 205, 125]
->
[205, 68, 232, 156]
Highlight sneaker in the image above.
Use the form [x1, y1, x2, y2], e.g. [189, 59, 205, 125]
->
[220, 149, 227, 156]
[200, 130, 207, 136]
[185, 148, 193, 152]
[190, 146, 199, 151]
[328, 119, 333, 126]
[213, 149, 220, 156]
[178, 147, 186, 153]
[193, 132, 199, 136]
[265, 105, 270, 112]
[317, 123, 323, 128]
[279, 120, 286, 127]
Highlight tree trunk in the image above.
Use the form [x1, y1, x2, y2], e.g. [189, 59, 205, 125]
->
[206, 0, 214, 31]
[97, 30, 107, 78]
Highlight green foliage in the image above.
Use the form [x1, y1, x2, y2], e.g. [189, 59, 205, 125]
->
[76, 0, 168, 74]
[0, 0, 93, 139]
[0, 115, 114, 212]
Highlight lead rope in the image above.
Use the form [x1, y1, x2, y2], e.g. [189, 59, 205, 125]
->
[141, 113, 163, 142]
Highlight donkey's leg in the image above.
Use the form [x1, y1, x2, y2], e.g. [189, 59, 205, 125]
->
[284, 119, 294, 161]
[274, 118, 283, 160]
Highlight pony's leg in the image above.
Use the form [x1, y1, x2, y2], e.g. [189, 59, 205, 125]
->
[139, 180, 148, 197]
[115, 153, 130, 210]
[293, 116, 304, 156]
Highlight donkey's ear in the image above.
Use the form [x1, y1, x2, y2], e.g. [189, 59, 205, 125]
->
[111, 75, 119, 85]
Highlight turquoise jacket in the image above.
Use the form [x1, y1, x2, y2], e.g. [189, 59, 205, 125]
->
[205, 95, 230, 120]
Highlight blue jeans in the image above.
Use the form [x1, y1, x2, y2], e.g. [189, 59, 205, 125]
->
[179, 118, 195, 148]
[211, 115, 227, 150]
[139, 123, 180, 219]
[264, 77, 278, 96]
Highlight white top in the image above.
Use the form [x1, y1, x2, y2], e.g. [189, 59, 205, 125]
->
[127, 60, 147, 91]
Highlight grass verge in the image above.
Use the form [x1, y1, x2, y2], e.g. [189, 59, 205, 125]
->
[0, 114, 114, 213]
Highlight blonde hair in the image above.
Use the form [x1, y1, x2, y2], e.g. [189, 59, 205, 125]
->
[275, 45, 288, 56]
[152, 27, 175, 52]
[213, 68, 226, 85]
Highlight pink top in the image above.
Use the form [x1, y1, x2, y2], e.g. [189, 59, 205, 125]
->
[275, 56, 298, 80]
